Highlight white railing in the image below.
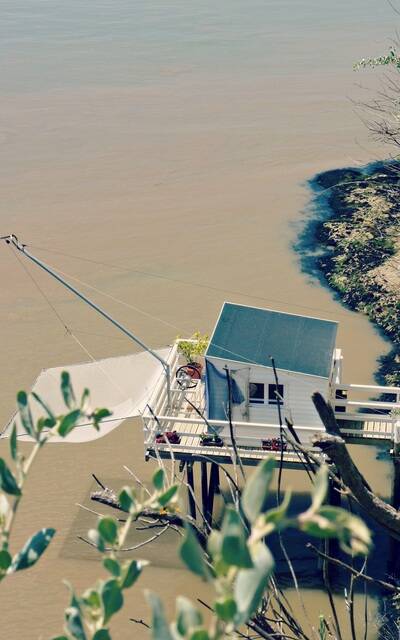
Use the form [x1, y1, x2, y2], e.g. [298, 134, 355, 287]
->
[332, 382, 400, 437]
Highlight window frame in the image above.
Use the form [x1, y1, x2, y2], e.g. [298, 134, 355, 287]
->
[268, 383, 284, 406]
[248, 381, 265, 405]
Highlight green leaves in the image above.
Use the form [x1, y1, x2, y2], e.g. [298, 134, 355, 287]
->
[146, 591, 173, 640]
[10, 423, 17, 461]
[103, 558, 121, 577]
[118, 486, 135, 512]
[0, 459, 20, 496]
[32, 391, 56, 429]
[0, 549, 12, 580]
[119, 559, 146, 589]
[176, 596, 203, 636]
[65, 588, 86, 640]
[58, 409, 82, 438]
[9, 527, 55, 572]
[16, 390, 34, 437]
[221, 507, 252, 568]
[61, 371, 76, 409]
[310, 465, 328, 512]
[234, 542, 274, 625]
[214, 597, 237, 622]
[98, 517, 118, 545]
[92, 408, 112, 431]
[158, 484, 178, 507]
[153, 468, 165, 491]
[300, 506, 371, 555]
[241, 458, 275, 523]
[87, 529, 105, 552]
[100, 579, 124, 624]
[180, 526, 211, 580]
[93, 631, 111, 640]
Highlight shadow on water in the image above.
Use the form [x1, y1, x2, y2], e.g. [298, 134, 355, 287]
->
[62, 477, 395, 592]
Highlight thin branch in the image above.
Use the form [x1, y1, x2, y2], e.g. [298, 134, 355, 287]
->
[306, 543, 399, 593]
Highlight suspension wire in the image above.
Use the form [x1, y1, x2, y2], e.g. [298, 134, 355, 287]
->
[11, 245, 70, 334]
[9, 237, 376, 390]
[9, 246, 131, 402]
[27, 243, 352, 319]
[31, 255, 186, 334]
[15, 250, 325, 379]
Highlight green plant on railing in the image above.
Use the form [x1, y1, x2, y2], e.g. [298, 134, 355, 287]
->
[0, 372, 111, 585]
[177, 332, 209, 364]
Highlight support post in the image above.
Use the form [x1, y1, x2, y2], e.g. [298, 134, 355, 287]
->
[389, 426, 400, 578]
[186, 463, 196, 520]
[201, 462, 210, 525]
[207, 463, 219, 523]
[324, 473, 341, 580]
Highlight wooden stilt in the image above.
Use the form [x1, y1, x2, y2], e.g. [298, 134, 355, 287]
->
[324, 473, 341, 580]
[388, 455, 400, 578]
[392, 458, 400, 510]
[207, 463, 219, 523]
[201, 462, 209, 524]
[186, 463, 196, 520]
[214, 463, 220, 495]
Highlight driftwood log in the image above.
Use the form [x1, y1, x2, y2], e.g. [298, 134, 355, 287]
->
[312, 392, 400, 540]
[90, 483, 207, 545]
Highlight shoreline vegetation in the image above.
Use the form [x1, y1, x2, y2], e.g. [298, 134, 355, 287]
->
[307, 162, 400, 387]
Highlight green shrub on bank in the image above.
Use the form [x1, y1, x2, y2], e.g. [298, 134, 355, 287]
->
[314, 166, 400, 385]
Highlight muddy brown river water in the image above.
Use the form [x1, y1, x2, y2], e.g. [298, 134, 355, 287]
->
[0, 2, 397, 637]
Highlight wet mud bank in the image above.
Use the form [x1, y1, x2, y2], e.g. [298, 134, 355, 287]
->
[301, 163, 400, 387]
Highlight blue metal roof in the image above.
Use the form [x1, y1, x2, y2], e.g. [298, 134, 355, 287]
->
[206, 303, 337, 378]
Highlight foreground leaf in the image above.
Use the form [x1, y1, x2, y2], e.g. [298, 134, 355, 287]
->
[176, 596, 203, 636]
[180, 526, 211, 580]
[234, 542, 274, 624]
[241, 458, 275, 523]
[10, 423, 17, 461]
[146, 591, 173, 640]
[16, 390, 34, 437]
[100, 579, 123, 624]
[58, 410, 82, 438]
[153, 468, 165, 491]
[9, 528, 55, 572]
[310, 465, 328, 513]
[158, 484, 178, 507]
[118, 486, 135, 512]
[61, 371, 76, 409]
[120, 559, 146, 589]
[92, 408, 112, 430]
[98, 517, 118, 545]
[32, 391, 57, 428]
[0, 550, 12, 578]
[0, 459, 21, 496]
[221, 507, 253, 568]
[93, 630, 111, 640]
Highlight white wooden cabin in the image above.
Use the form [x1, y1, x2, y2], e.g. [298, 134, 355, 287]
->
[204, 302, 338, 446]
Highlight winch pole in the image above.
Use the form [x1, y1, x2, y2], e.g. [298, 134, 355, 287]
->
[1, 234, 171, 409]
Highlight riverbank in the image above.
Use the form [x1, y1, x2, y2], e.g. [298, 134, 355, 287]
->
[309, 163, 400, 386]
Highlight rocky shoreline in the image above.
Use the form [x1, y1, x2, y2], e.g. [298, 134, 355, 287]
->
[308, 163, 400, 386]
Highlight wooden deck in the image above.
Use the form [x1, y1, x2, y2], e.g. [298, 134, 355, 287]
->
[142, 342, 400, 470]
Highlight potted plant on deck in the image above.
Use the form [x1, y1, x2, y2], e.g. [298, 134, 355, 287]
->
[176, 331, 209, 387]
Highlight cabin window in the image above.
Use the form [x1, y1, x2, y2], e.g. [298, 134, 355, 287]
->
[249, 382, 265, 404]
[268, 384, 284, 405]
